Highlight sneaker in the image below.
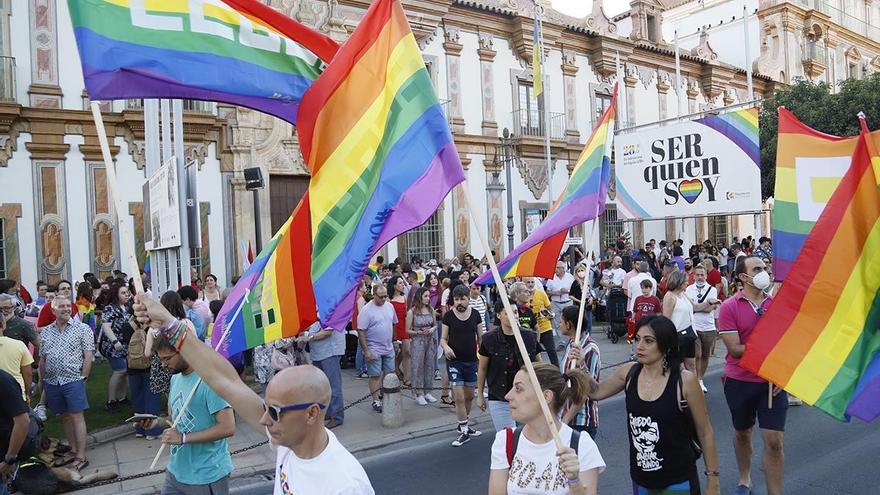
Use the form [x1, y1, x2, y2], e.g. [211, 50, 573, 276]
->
[34, 404, 47, 422]
[699, 380, 708, 393]
[135, 433, 145, 439]
[466, 426, 482, 437]
[424, 393, 438, 404]
[434, 370, 441, 381]
[416, 396, 428, 406]
[451, 431, 470, 447]
[372, 400, 383, 413]
[356, 371, 369, 379]
[145, 435, 158, 440]
[788, 395, 804, 406]
[734, 484, 752, 495]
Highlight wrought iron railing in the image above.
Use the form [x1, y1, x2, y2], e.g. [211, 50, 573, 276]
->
[510, 109, 565, 140]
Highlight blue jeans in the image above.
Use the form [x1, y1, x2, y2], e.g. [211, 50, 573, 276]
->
[355, 346, 366, 374]
[129, 373, 163, 436]
[1, 480, 9, 495]
[313, 356, 344, 423]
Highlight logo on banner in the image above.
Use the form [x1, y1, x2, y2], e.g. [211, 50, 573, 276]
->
[623, 144, 639, 156]
[643, 134, 720, 205]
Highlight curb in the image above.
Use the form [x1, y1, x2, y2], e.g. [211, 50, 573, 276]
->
[86, 423, 134, 447]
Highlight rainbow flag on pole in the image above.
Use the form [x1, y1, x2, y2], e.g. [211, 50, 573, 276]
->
[296, 0, 465, 330]
[68, 0, 338, 122]
[475, 87, 617, 284]
[741, 116, 880, 422]
[212, 194, 317, 356]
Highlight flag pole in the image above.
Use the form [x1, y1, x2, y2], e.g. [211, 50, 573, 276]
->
[743, 4, 753, 100]
[570, 213, 599, 369]
[461, 184, 563, 449]
[536, 2, 554, 209]
[674, 30, 684, 117]
[149, 288, 250, 469]
[90, 102, 145, 296]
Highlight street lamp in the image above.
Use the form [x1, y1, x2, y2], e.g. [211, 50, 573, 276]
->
[492, 128, 517, 253]
[243, 167, 265, 254]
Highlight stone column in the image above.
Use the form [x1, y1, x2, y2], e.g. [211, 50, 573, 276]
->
[452, 157, 471, 257]
[477, 33, 498, 137]
[561, 50, 580, 143]
[0, 204, 22, 283]
[484, 161, 505, 257]
[443, 27, 466, 133]
[624, 65, 639, 126]
[28, 0, 63, 107]
[686, 81, 700, 114]
[656, 73, 670, 120]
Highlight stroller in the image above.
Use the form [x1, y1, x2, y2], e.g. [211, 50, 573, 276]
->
[605, 288, 628, 344]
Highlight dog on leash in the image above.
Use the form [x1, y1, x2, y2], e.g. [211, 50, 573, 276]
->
[11, 438, 118, 494]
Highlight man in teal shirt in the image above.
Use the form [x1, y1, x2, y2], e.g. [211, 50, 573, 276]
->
[155, 331, 235, 494]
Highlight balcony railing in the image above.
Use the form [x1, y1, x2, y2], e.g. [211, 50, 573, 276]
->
[0, 56, 16, 102]
[802, 41, 828, 63]
[510, 109, 565, 140]
[125, 99, 214, 113]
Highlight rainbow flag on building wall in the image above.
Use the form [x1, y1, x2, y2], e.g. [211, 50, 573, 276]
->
[68, 0, 339, 123]
[771, 108, 880, 281]
[296, 0, 465, 331]
[212, 194, 317, 356]
[742, 117, 880, 422]
[475, 87, 617, 284]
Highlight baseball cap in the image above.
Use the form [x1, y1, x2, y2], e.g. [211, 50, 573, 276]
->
[428, 259, 438, 266]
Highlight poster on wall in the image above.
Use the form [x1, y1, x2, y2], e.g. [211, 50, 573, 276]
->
[613, 108, 761, 219]
[145, 157, 181, 250]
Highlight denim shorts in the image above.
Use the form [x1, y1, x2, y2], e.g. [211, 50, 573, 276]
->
[108, 356, 128, 372]
[45, 379, 89, 414]
[365, 352, 395, 377]
[447, 360, 478, 387]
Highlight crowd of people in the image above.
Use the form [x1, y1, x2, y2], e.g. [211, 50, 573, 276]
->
[0, 233, 788, 495]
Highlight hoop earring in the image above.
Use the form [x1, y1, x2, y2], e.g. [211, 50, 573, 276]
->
[662, 355, 669, 375]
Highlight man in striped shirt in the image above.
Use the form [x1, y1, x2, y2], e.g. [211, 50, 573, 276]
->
[559, 305, 601, 438]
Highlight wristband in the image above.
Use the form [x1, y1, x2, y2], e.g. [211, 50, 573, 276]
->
[566, 474, 580, 485]
[181, 432, 187, 445]
[159, 318, 180, 336]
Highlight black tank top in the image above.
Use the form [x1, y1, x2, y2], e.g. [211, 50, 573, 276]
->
[625, 364, 697, 489]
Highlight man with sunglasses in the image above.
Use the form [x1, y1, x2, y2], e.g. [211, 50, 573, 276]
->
[718, 255, 786, 495]
[133, 294, 374, 495]
[154, 332, 235, 495]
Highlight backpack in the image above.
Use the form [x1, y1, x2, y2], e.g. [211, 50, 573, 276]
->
[505, 425, 581, 466]
[127, 324, 150, 370]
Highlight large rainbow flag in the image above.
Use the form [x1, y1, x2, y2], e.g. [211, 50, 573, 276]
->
[296, 0, 465, 330]
[771, 108, 880, 281]
[68, 0, 339, 123]
[212, 194, 317, 356]
[741, 117, 880, 422]
[475, 87, 616, 284]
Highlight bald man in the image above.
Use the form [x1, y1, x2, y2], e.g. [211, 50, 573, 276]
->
[133, 294, 374, 495]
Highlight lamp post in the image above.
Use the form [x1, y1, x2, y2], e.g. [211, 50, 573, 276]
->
[243, 167, 265, 254]
[501, 128, 516, 252]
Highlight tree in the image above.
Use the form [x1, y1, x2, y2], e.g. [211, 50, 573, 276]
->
[758, 74, 880, 199]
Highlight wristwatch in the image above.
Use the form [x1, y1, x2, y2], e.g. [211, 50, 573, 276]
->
[4, 453, 18, 464]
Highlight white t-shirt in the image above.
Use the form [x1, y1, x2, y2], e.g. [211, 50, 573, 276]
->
[626, 273, 657, 312]
[490, 423, 605, 494]
[609, 268, 626, 287]
[685, 284, 718, 332]
[274, 429, 374, 495]
[545, 273, 575, 303]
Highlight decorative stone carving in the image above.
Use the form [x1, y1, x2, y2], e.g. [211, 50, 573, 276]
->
[583, 0, 618, 36]
[0, 120, 27, 167]
[515, 156, 555, 200]
[753, 13, 786, 81]
[690, 29, 719, 62]
[479, 32, 495, 52]
[443, 26, 463, 53]
[638, 66, 655, 89]
[628, 0, 665, 43]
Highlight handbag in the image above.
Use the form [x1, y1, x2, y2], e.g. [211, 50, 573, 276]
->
[678, 325, 698, 346]
[270, 348, 296, 370]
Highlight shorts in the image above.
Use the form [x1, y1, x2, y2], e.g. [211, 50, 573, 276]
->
[45, 379, 89, 414]
[447, 360, 477, 387]
[365, 352, 395, 377]
[163, 472, 229, 495]
[723, 376, 788, 432]
[108, 356, 127, 372]
[679, 339, 696, 359]
[695, 330, 717, 358]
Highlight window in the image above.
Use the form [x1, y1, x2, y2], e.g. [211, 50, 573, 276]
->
[402, 211, 443, 263]
[595, 92, 613, 124]
[848, 61, 859, 79]
[190, 247, 203, 282]
[646, 15, 658, 42]
[517, 82, 542, 135]
[600, 204, 623, 251]
[0, 218, 5, 279]
[708, 216, 729, 249]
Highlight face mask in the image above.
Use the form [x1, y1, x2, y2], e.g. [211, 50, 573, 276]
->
[747, 271, 772, 291]
[265, 426, 277, 453]
[695, 281, 706, 289]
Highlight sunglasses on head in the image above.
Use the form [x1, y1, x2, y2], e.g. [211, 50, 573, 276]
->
[262, 401, 327, 421]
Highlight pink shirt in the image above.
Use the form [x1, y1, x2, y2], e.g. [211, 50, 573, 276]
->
[718, 290, 773, 383]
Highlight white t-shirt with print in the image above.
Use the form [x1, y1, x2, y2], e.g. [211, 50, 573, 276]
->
[490, 423, 606, 494]
[274, 429, 374, 495]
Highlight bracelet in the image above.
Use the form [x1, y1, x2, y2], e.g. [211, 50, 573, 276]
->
[181, 432, 187, 445]
[173, 323, 188, 351]
[566, 474, 580, 485]
[159, 318, 180, 336]
[704, 470, 720, 477]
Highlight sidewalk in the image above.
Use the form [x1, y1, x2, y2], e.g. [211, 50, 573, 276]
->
[70, 323, 720, 494]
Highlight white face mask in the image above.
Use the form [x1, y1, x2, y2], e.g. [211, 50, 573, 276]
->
[265, 426, 277, 452]
[747, 271, 772, 291]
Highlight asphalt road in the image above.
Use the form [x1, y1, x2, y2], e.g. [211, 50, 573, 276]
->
[358, 368, 880, 494]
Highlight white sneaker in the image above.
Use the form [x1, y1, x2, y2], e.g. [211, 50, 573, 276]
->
[34, 404, 47, 421]
[424, 393, 438, 403]
[416, 396, 428, 406]
[699, 380, 707, 393]
[466, 426, 482, 437]
[451, 431, 470, 447]
[788, 395, 804, 406]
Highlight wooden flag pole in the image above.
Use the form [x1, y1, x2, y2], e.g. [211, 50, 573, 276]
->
[570, 214, 600, 369]
[149, 289, 250, 469]
[461, 186, 563, 449]
[90, 102, 144, 295]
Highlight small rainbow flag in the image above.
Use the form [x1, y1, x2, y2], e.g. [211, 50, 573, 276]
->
[212, 194, 317, 356]
[741, 116, 880, 422]
[68, 0, 338, 122]
[475, 86, 617, 283]
[296, 0, 465, 330]
[771, 108, 880, 281]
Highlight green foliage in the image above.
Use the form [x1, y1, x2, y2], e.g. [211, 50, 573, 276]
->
[758, 74, 880, 199]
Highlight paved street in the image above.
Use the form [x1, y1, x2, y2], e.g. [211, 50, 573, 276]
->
[358, 366, 880, 494]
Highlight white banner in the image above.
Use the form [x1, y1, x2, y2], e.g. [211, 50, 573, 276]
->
[146, 157, 181, 250]
[613, 108, 762, 219]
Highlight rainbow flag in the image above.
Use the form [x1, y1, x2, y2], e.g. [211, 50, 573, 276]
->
[68, 0, 338, 123]
[76, 298, 97, 332]
[771, 108, 880, 281]
[211, 194, 317, 356]
[475, 87, 617, 284]
[296, 0, 465, 330]
[741, 117, 880, 422]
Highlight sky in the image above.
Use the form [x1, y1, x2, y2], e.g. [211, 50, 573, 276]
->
[552, 0, 631, 18]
